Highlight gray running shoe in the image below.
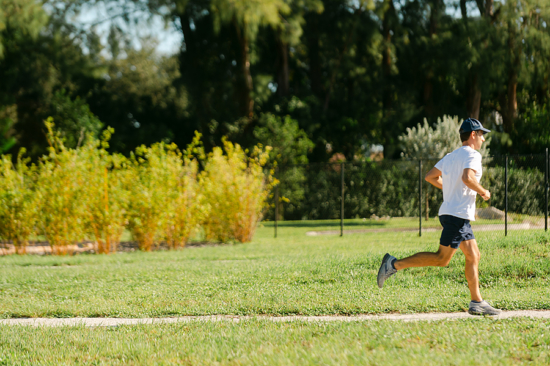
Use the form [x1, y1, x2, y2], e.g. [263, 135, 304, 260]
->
[377, 253, 397, 288]
[468, 300, 502, 316]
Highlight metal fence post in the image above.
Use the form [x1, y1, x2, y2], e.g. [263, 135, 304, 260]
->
[419, 159, 422, 237]
[341, 162, 345, 237]
[505, 155, 508, 236]
[546, 148, 548, 232]
[274, 166, 279, 239]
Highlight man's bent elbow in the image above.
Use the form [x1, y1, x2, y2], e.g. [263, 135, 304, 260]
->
[425, 173, 437, 183]
[462, 175, 473, 185]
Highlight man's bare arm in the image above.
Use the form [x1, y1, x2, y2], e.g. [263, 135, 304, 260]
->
[425, 167, 443, 189]
[462, 168, 491, 200]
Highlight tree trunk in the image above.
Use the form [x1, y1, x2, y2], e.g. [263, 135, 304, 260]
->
[466, 71, 481, 119]
[380, 0, 397, 158]
[429, 0, 439, 35]
[382, 0, 396, 111]
[502, 20, 520, 134]
[460, 0, 468, 21]
[323, 6, 364, 112]
[276, 36, 290, 97]
[504, 70, 518, 133]
[461, 3, 481, 119]
[475, 0, 493, 16]
[464, 0, 494, 120]
[424, 0, 438, 117]
[484, 0, 493, 17]
[307, 15, 323, 98]
[234, 18, 254, 118]
[347, 77, 355, 107]
[424, 77, 434, 117]
[179, 12, 209, 132]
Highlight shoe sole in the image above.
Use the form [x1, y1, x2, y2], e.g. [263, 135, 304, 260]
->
[468, 310, 502, 316]
[377, 253, 390, 289]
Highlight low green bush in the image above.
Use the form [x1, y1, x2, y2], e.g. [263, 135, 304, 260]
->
[275, 158, 546, 220]
[481, 165, 545, 215]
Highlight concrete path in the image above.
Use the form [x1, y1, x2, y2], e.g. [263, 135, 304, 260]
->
[2, 310, 550, 327]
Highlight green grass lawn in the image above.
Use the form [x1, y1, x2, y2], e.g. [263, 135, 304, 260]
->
[1, 223, 549, 318]
[1, 319, 550, 365]
[2, 222, 550, 364]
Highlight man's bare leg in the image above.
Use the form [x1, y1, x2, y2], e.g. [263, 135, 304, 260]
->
[393, 245, 457, 271]
[460, 239, 482, 302]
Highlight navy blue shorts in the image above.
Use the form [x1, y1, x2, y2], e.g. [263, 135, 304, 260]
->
[439, 215, 475, 249]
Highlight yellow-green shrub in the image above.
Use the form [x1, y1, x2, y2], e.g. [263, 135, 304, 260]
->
[127, 143, 176, 251]
[7, 119, 275, 254]
[79, 129, 130, 254]
[128, 141, 206, 251]
[199, 139, 274, 243]
[163, 146, 205, 249]
[37, 118, 86, 254]
[0, 150, 39, 254]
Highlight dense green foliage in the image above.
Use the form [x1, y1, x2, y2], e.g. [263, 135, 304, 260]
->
[273, 161, 422, 220]
[1, 0, 550, 161]
[271, 156, 547, 220]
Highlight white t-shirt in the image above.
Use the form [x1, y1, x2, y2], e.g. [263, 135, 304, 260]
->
[434, 146, 482, 221]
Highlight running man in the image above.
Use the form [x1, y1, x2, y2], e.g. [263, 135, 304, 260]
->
[377, 117, 501, 316]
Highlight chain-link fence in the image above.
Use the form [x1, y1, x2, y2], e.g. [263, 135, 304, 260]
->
[266, 151, 550, 238]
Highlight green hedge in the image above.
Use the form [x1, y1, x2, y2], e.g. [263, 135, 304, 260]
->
[268, 158, 547, 221]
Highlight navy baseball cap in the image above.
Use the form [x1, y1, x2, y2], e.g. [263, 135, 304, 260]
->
[459, 118, 491, 134]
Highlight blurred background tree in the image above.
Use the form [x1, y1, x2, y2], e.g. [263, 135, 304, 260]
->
[1, 0, 550, 161]
[399, 115, 491, 160]
[253, 112, 313, 219]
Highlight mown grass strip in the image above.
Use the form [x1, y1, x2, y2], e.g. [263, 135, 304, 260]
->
[0, 225, 548, 318]
[1, 318, 549, 365]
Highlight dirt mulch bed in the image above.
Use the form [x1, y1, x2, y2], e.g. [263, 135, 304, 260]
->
[0, 240, 222, 256]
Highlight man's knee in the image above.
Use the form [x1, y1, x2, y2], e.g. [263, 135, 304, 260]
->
[436, 253, 452, 267]
[435, 245, 456, 267]
[465, 250, 480, 264]
[462, 239, 480, 264]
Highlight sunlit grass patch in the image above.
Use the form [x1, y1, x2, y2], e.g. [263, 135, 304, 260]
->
[1, 318, 550, 365]
[0, 224, 548, 318]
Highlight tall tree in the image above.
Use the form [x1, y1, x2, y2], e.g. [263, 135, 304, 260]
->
[461, 0, 499, 119]
[210, 0, 291, 118]
[272, 0, 323, 97]
[0, 5, 104, 158]
[496, 0, 550, 135]
[0, 0, 49, 154]
[0, 0, 47, 59]
[380, 0, 397, 112]
[86, 43, 187, 154]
